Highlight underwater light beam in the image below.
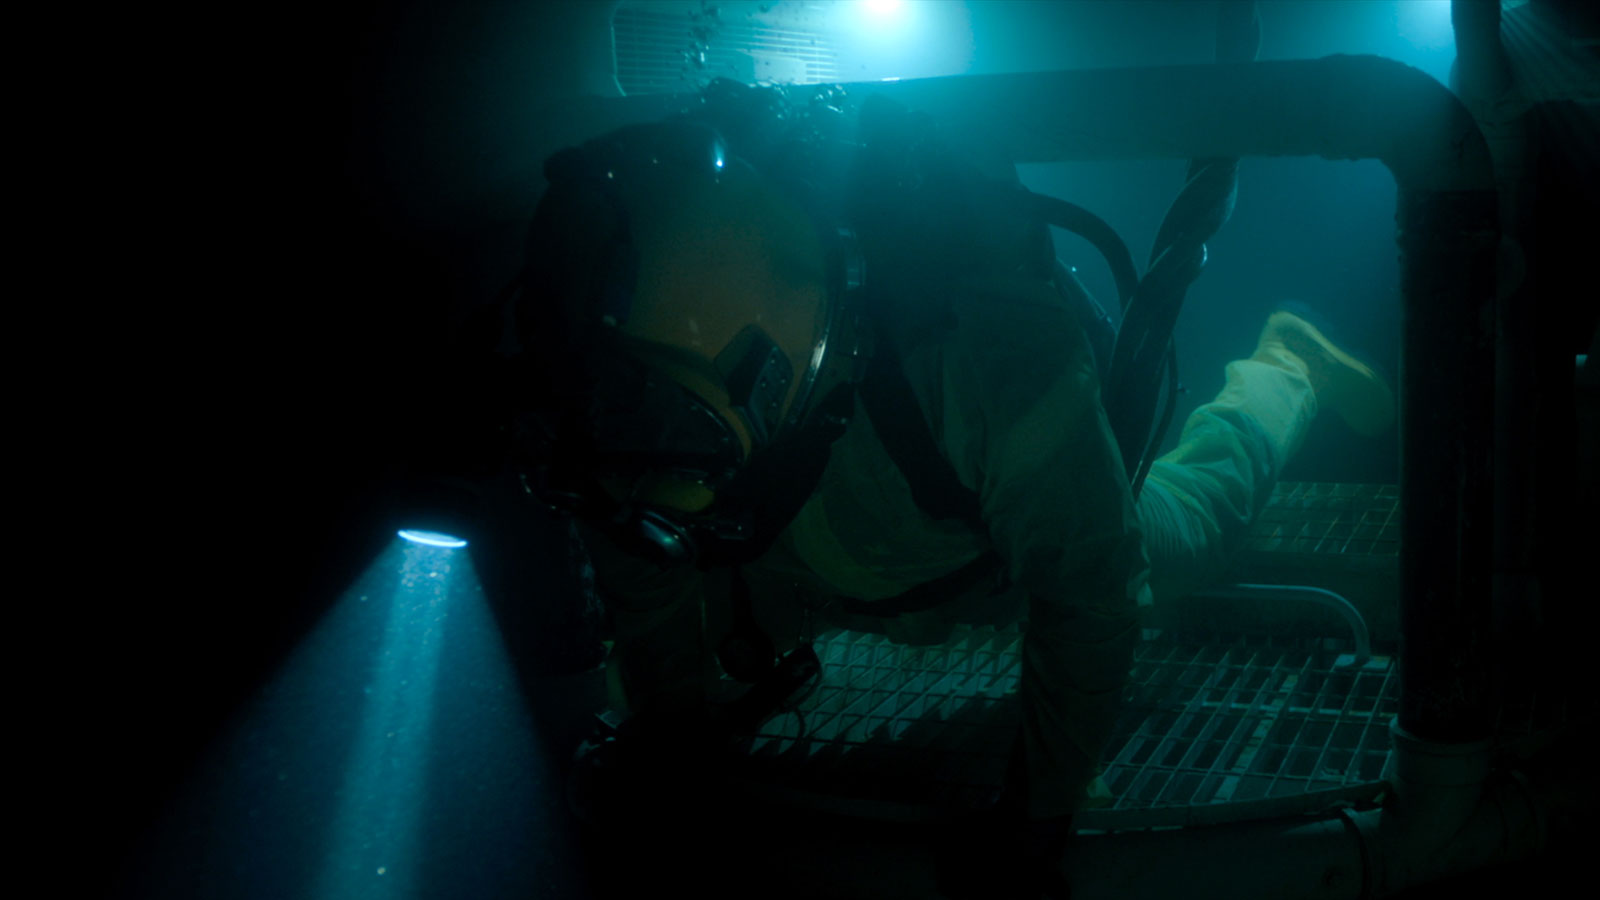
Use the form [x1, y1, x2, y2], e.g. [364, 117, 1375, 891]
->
[137, 536, 511, 899]
[311, 539, 463, 899]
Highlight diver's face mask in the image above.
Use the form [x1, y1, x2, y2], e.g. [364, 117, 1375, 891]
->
[531, 332, 779, 567]
[519, 120, 865, 568]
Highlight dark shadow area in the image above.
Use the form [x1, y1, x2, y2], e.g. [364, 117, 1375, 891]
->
[93, 3, 563, 893]
[113, 549, 406, 900]
[408, 507, 605, 900]
[577, 646, 1023, 899]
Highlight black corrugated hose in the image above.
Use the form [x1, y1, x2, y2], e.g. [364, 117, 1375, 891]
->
[1107, 0, 1260, 498]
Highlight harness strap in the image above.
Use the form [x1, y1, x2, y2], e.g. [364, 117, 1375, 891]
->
[857, 346, 982, 525]
[848, 342, 1003, 617]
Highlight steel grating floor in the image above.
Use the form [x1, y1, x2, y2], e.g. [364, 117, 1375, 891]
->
[1246, 482, 1401, 559]
[727, 626, 1397, 829]
[722, 483, 1583, 828]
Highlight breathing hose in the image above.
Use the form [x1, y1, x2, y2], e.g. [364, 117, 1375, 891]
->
[1024, 191, 1141, 311]
[1106, 0, 1260, 497]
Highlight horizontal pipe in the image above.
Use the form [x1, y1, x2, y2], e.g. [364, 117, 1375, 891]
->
[1065, 813, 1367, 900]
[824, 56, 1493, 192]
[1062, 765, 1562, 900]
[588, 56, 1492, 192]
[1063, 719, 1564, 899]
[1073, 782, 1386, 833]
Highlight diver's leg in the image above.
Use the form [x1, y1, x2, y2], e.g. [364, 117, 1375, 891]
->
[1135, 311, 1393, 605]
[1136, 351, 1316, 604]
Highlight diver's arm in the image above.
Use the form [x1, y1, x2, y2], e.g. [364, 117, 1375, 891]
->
[931, 280, 1146, 819]
[568, 524, 724, 826]
[577, 523, 713, 724]
[990, 396, 1144, 820]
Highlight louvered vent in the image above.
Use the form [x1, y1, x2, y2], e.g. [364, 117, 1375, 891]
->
[613, 5, 842, 96]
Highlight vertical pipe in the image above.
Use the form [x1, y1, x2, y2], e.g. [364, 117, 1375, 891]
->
[1395, 189, 1499, 741]
[1451, 0, 1512, 97]
[1453, 0, 1541, 720]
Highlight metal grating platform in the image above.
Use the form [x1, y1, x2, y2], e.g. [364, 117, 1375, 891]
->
[1105, 639, 1394, 825]
[1246, 482, 1401, 559]
[721, 482, 1584, 828]
[728, 626, 1397, 829]
[1219, 482, 1403, 645]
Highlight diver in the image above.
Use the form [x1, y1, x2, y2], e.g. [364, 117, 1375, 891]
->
[511, 81, 1394, 896]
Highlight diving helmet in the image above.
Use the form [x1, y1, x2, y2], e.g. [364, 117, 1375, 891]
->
[517, 118, 866, 567]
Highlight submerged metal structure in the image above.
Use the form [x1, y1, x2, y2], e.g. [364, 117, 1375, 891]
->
[843, 53, 1519, 899]
[526, 5, 1589, 897]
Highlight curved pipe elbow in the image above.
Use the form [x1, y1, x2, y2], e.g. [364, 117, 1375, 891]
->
[1317, 55, 1495, 193]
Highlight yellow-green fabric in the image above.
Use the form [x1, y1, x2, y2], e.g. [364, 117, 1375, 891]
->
[587, 282, 1319, 819]
[1137, 345, 1318, 605]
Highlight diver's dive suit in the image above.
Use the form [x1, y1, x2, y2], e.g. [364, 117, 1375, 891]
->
[582, 273, 1331, 819]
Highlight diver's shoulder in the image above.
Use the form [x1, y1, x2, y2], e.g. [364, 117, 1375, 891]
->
[943, 277, 1087, 347]
[882, 279, 1091, 397]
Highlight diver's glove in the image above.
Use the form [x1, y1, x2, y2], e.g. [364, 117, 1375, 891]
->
[934, 804, 1075, 899]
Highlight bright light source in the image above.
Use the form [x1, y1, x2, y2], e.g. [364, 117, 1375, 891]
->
[837, 0, 974, 82]
[845, 0, 913, 45]
[397, 529, 468, 549]
[1397, 0, 1455, 51]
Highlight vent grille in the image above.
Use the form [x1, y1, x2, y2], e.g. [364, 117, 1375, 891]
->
[613, 6, 842, 96]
